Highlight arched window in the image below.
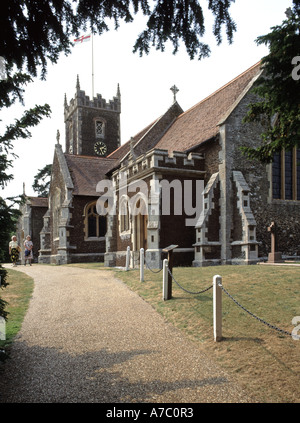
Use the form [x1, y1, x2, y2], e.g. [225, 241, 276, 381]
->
[84, 202, 106, 239]
[119, 197, 130, 232]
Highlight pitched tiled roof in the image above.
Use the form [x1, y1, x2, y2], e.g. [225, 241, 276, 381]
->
[101, 62, 261, 176]
[156, 61, 262, 152]
[27, 197, 48, 207]
[107, 121, 157, 160]
[106, 102, 183, 173]
[65, 154, 118, 196]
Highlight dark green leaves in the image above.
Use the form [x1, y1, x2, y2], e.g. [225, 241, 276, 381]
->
[242, 1, 300, 162]
[32, 164, 52, 197]
[133, 0, 236, 59]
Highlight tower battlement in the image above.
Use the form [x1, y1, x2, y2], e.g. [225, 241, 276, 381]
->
[64, 76, 121, 157]
[64, 77, 121, 121]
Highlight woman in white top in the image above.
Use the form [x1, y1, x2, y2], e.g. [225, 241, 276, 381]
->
[9, 235, 20, 266]
[24, 235, 33, 266]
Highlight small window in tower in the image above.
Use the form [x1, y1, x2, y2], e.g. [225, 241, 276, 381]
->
[95, 120, 105, 138]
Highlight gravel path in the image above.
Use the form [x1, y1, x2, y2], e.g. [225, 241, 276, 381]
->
[0, 264, 250, 403]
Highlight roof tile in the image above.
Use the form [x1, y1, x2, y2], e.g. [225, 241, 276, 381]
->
[156, 62, 262, 152]
[65, 154, 117, 196]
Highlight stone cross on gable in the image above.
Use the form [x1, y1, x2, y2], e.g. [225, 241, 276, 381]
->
[170, 85, 179, 103]
[285, 7, 292, 18]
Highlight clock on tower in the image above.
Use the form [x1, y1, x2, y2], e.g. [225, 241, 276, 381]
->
[94, 141, 107, 156]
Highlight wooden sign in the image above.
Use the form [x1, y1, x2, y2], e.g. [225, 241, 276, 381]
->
[162, 244, 178, 253]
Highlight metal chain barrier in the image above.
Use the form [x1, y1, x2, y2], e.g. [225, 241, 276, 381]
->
[131, 252, 140, 265]
[168, 267, 213, 295]
[218, 280, 300, 339]
[144, 257, 163, 273]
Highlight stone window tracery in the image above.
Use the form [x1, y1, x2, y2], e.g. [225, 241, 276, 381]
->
[272, 148, 300, 201]
[95, 120, 105, 138]
[119, 196, 130, 233]
[84, 202, 106, 239]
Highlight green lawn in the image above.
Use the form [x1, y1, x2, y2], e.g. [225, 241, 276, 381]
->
[0, 269, 34, 360]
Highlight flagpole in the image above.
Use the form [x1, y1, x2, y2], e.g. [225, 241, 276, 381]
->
[92, 32, 94, 98]
[73, 33, 94, 97]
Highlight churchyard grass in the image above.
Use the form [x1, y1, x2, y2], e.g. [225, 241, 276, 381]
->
[1, 263, 299, 402]
[0, 269, 34, 360]
[116, 265, 300, 403]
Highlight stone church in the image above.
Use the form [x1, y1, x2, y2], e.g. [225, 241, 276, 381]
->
[17, 61, 300, 266]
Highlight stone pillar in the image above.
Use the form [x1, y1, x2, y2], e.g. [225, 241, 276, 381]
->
[218, 124, 232, 265]
[145, 175, 161, 269]
[38, 210, 51, 264]
[267, 221, 283, 263]
[193, 172, 221, 266]
[231, 171, 258, 265]
[104, 176, 117, 267]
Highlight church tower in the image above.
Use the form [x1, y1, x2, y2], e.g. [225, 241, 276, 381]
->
[64, 76, 121, 157]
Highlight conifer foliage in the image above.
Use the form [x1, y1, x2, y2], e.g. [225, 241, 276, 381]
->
[242, 1, 300, 162]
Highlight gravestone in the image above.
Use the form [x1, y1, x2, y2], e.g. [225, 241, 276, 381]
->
[267, 221, 283, 263]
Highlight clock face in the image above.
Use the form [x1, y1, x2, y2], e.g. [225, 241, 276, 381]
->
[94, 141, 107, 156]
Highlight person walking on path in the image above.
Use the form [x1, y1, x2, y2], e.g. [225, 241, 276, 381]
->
[8, 235, 20, 266]
[24, 235, 33, 266]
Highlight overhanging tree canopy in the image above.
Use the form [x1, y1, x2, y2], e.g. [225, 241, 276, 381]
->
[242, 1, 300, 162]
[32, 164, 52, 198]
[1, 0, 237, 80]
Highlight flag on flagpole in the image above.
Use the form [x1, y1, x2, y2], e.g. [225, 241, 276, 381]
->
[73, 33, 94, 98]
[74, 34, 91, 44]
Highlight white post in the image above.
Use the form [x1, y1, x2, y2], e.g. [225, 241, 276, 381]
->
[0, 316, 6, 341]
[125, 246, 130, 271]
[163, 259, 169, 300]
[213, 275, 222, 342]
[140, 248, 144, 282]
[130, 251, 134, 269]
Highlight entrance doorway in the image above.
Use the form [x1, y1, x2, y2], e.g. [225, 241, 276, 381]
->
[135, 213, 148, 251]
[133, 198, 148, 251]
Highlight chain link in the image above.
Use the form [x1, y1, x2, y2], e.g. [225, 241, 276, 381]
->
[131, 252, 140, 264]
[144, 257, 163, 273]
[141, 252, 299, 340]
[218, 282, 300, 339]
[168, 267, 213, 295]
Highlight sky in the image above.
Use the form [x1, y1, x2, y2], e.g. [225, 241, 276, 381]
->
[0, 0, 294, 201]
